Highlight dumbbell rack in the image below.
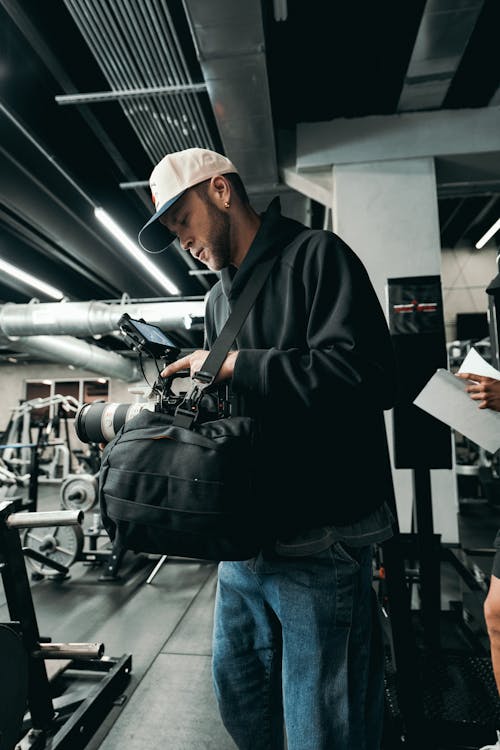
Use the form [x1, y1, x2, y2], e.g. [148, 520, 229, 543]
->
[0, 499, 132, 750]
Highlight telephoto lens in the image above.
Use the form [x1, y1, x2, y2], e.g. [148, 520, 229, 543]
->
[75, 401, 151, 445]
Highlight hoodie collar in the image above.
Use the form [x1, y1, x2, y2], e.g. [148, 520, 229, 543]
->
[220, 197, 303, 300]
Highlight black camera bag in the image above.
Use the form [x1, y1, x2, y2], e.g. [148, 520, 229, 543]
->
[98, 256, 276, 561]
[99, 409, 262, 560]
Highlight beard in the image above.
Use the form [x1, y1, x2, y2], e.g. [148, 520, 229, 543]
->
[204, 203, 232, 270]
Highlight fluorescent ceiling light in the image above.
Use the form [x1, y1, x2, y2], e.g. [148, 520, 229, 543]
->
[94, 208, 180, 295]
[0, 258, 64, 300]
[475, 217, 500, 249]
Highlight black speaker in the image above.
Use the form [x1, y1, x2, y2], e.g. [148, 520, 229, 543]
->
[388, 275, 452, 469]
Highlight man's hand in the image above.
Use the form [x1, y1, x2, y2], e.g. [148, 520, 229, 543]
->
[456, 372, 500, 411]
[161, 349, 238, 383]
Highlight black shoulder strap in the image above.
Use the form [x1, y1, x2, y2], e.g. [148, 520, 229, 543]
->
[201, 254, 277, 378]
[202, 223, 313, 377]
[173, 254, 278, 428]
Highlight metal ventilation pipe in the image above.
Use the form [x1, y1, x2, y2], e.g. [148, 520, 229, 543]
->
[10, 335, 140, 382]
[0, 300, 205, 337]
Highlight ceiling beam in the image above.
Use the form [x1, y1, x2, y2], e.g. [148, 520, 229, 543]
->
[0, 147, 150, 297]
[440, 196, 488, 247]
[0, 205, 116, 296]
[55, 83, 208, 105]
[297, 105, 500, 169]
[281, 166, 500, 208]
[437, 180, 500, 198]
[459, 194, 499, 242]
[280, 167, 332, 207]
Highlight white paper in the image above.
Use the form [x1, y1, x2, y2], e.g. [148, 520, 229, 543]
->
[413, 368, 500, 453]
[458, 347, 500, 380]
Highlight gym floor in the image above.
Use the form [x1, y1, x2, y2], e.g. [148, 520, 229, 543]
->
[2, 483, 500, 750]
[1, 483, 236, 750]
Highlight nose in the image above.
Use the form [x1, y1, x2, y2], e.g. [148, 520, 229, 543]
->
[179, 235, 193, 252]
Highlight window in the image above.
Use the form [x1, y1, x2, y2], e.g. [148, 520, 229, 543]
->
[55, 381, 80, 402]
[24, 382, 51, 418]
[24, 378, 109, 414]
[83, 380, 109, 403]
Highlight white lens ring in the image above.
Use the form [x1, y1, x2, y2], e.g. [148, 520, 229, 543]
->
[100, 403, 120, 443]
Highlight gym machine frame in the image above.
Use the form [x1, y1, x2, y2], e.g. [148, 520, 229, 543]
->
[0, 499, 132, 750]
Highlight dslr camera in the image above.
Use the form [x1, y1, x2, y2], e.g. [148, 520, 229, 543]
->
[75, 314, 221, 445]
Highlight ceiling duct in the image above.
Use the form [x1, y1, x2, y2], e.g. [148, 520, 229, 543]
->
[8, 335, 140, 382]
[182, 0, 279, 190]
[0, 299, 207, 381]
[398, 0, 485, 111]
[0, 300, 206, 337]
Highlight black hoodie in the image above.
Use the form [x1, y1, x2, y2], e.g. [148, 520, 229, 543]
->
[204, 198, 397, 536]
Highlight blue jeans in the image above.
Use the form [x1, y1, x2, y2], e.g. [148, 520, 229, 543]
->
[212, 543, 384, 750]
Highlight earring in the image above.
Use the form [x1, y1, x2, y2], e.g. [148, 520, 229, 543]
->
[224, 201, 230, 209]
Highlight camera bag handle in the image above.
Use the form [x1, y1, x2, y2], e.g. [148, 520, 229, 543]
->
[173, 253, 279, 429]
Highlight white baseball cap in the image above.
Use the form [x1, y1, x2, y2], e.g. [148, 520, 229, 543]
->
[138, 147, 238, 253]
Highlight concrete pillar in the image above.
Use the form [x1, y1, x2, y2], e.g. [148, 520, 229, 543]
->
[332, 156, 459, 543]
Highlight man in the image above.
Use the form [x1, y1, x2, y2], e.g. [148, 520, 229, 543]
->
[138, 147, 397, 750]
[457, 371, 500, 750]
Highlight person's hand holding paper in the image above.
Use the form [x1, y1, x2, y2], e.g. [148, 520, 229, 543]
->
[413, 347, 500, 453]
[456, 347, 500, 411]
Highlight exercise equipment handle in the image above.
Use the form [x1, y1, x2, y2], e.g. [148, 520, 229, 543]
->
[34, 642, 105, 659]
[6, 510, 84, 529]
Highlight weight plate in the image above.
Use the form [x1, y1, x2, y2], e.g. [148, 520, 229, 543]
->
[22, 524, 84, 575]
[60, 474, 98, 512]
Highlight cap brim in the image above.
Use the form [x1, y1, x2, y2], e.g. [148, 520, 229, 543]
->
[138, 190, 185, 253]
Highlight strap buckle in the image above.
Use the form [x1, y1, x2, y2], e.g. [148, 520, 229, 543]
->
[173, 370, 215, 429]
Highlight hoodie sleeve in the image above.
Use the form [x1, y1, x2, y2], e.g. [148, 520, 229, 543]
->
[231, 232, 397, 411]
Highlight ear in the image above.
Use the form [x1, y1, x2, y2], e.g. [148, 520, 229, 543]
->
[210, 175, 231, 206]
